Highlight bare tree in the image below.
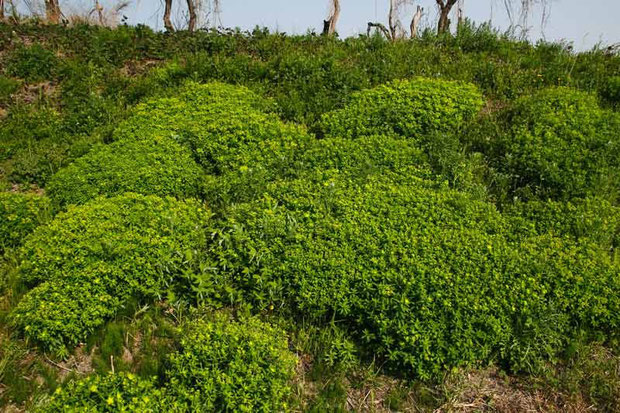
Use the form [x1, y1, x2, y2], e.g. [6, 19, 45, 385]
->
[186, 0, 196, 32]
[436, 0, 457, 34]
[388, 0, 397, 40]
[44, 0, 62, 23]
[410, 5, 423, 38]
[456, 0, 464, 27]
[503, 0, 551, 39]
[323, 0, 340, 35]
[369, 0, 414, 41]
[164, 0, 174, 31]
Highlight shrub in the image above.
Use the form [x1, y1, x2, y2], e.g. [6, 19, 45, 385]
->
[115, 81, 273, 143]
[600, 75, 620, 107]
[0, 106, 64, 163]
[40, 372, 171, 412]
[165, 313, 297, 412]
[5, 44, 58, 82]
[496, 87, 620, 200]
[205, 174, 619, 378]
[0, 75, 20, 104]
[0, 192, 51, 255]
[506, 197, 620, 251]
[296, 134, 431, 182]
[114, 82, 312, 206]
[319, 77, 484, 140]
[46, 135, 205, 207]
[11, 193, 209, 354]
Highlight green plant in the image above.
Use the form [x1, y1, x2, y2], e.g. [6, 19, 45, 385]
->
[46, 135, 206, 207]
[319, 77, 484, 140]
[0, 75, 20, 104]
[11, 193, 210, 355]
[5, 44, 58, 82]
[39, 372, 171, 412]
[0, 192, 51, 255]
[600, 75, 620, 108]
[494, 87, 620, 201]
[506, 197, 620, 251]
[165, 312, 297, 412]
[114, 82, 312, 206]
[0, 106, 64, 163]
[206, 174, 619, 378]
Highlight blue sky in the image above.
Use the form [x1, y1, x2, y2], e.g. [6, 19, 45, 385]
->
[67, 0, 620, 50]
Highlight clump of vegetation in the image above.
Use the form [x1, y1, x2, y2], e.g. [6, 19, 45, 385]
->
[601, 75, 620, 108]
[0, 75, 21, 104]
[205, 174, 619, 378]
[10, 193, 209, 355]
[40, 372, 170, 412]
[5, 44, 58, 82]
[114, 82, 312, 205]
[1, 19, 619, 412]
[493, 87, 619, 201]
[0, 192, 51, 254]
[47, 135, 206, 207]
[319, 77, 484, 140]
[507, 197, 620, 252]
[165, 313, 297, 412]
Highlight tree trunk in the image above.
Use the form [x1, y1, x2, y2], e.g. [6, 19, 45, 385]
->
[456, 0, 464, 28]
[436, 0, 457, 34]
[0, 0, 4, 21]
[95, 0, 104, 25]
[322, 0, 340, 35]
[388, 0, 397, 40]
[410, 5, 423, 39]
[164, 0, 174, 31]
[186, 0, 196, 32]
[45, 0, 61, 23]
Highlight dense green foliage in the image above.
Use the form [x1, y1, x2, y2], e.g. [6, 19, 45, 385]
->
[493, 87, 619, 201]
[0, 20, 619, 412]
[507, 197, 620, 252]
[319, 77, 484, 139]
[204, 175, 619, 378]
[40, 373, 169, 412]
[5, 44, 58, 82]
[11, 193, 209, 355]
[40, 315, 296, 412]
[112, 82, 312, 205]
[46, 135, 205, 207]
[0, 192, 50, 254]
[166, 313, 297, 412]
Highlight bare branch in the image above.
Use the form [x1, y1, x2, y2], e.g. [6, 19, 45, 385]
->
[367, 21, 392, 40]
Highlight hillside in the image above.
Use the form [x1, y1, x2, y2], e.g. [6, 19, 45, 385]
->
[0, 21, 619, 412]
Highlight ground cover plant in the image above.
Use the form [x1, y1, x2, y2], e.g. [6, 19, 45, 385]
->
[0, 19, 619, 413]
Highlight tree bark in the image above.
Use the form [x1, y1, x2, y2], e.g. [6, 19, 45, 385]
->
[410, 5, 423, 39]
[164, 0, 174, 31]
[0, 0, 4, 21]
[436, 0, 457, 34]
[388, 0, 397, 40]
[44, 0, 61, 23]
[186, 0, 196, 32]
[322, 0, 340, 35]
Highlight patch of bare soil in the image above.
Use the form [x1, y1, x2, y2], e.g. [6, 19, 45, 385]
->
[44, 344, 95, 381]
[434, 368, 591, 413]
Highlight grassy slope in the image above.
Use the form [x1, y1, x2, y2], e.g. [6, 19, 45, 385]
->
[0, 21, 619, 412]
